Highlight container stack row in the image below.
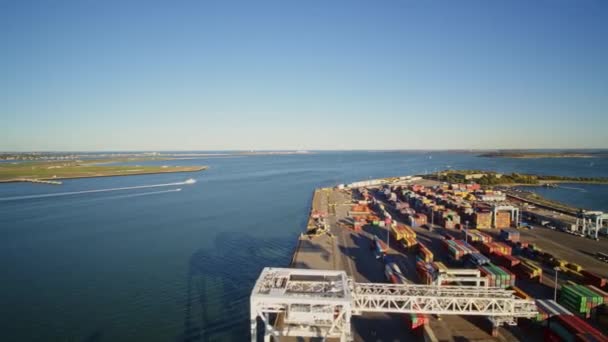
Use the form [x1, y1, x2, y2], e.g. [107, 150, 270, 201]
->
[559, 284, 605, 319]
[465, 253, 491, 267]
[416, 242, 433, 263]
[465, 230, 493, 243]
[581, 270, 607, 289]
[479, 242, 512, 256]
[435, 210, 461, 229]
[492, 253, 521, 268]
[350, 204, 371, 214]
[478, 263, 516, 288]
[416, 261, 436, 285]
[392, 224, 416, 238]
[536, 299, 572, 321]
[415, 261, 448, 285]
[513, 260, 543, 282]
[544, 314, 608, 342]
[407, 213, 428, 227]
[383, 256, 428, 331]
[443, 239, 478, 263]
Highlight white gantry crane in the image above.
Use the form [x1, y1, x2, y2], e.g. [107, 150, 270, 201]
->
[250, 267, 538, 342]
[576, 210, 608, 239]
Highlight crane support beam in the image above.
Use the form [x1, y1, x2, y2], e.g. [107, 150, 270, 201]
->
[352, 282, 536, 317]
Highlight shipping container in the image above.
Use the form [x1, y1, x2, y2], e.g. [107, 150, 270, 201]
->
[559, 284, 605, 318]
[581, 270, 607, 289]
[478, 263, 515, 288]
[499, 228, 520, 242]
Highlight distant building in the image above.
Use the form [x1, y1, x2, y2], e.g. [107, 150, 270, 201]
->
[478, 192, 507, 201]
[464, 174, 486, 180]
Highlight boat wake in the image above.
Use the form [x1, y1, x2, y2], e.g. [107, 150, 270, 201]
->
[0, 179, 195, 202]
[558, 186, 586, 192]
[101, 188, 182, 200]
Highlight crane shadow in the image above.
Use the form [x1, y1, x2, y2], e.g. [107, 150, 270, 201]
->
[176, 232, 296, 342]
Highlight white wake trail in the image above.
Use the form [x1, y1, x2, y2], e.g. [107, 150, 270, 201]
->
[556, 185, 586, 192]
[100, 188, 183, 200]
[0, 179, 195, 202]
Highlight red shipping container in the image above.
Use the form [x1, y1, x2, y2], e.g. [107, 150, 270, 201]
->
[494, 254, 520, 268]
[581, 270, 607, 288]
[554, 315, 608, 342]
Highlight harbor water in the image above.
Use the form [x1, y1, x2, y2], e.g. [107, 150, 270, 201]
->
[1, 151, 607, 341]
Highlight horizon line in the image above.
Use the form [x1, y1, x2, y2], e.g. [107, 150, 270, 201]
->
[2, 148, 608, 153]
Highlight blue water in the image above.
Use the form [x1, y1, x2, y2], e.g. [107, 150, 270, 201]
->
[1, 152, 607, 341]
[516, 183, 608, 211]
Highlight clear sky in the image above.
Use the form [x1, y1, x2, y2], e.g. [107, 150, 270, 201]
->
[1, 0, 607, 151]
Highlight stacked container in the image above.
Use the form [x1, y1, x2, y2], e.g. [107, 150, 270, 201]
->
[383, 257, 428, 331]
[465, 253, 490, 267]
[437, 210, 461, 229]
[479, 242, 512, 256]
[465, 230, 493, 243]
[492, 253, 521, 268]
[401, 237, 418, 249]
[350, 204, 371, 215]
[408, 213, 428, 227]
[415, 261, 437, 285]
[511, 286, 531, 300]
[512, 260, 542, 282]
[478, 263, 515, 288]
[559, 284, 604, 318]
[443, 240, 479, 263]
[499, 228, 520, 242]
[545, 314, 608, 341]
[581, 270, 607, 289]
[474, 211, 492, 229]
[566, 263, 583, 272]
[391, 224, 417, 241]
[535, 299, 573, 322]
[587, 285, 608, 303]
[417, 242, 433, 263]
[495, 211, 511, 228]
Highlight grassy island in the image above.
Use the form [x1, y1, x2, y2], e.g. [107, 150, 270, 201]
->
[424, 169, 608, 186]
[0, 159, 206, 183]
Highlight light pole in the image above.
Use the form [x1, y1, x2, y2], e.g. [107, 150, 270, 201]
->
[553, 267, 560, 301]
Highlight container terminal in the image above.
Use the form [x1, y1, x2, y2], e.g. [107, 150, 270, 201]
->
[250, 175, 608, 341]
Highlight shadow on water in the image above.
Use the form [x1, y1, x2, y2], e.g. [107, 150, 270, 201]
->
[176, 232, 296, 342]
[81, 330, 103, 342]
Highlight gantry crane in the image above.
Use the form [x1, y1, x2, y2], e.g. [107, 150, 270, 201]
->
[250, 268, 538, 342]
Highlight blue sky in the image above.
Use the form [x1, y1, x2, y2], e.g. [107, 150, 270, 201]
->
[1, 0, 607, 151]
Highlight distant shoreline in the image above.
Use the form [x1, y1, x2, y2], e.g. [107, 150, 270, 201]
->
[503, 179, 608, 186]
[478, 152, 602, 159]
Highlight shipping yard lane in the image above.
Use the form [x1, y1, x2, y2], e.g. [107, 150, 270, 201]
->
[518, 226, 608, 276]
[289, 187, 422, 341]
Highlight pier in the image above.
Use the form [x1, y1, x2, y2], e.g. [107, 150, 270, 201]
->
[253, 175, 608, 341]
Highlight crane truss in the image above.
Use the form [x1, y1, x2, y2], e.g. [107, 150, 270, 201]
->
[352, 282, 537, 317]
[250, 268, 538, 342]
